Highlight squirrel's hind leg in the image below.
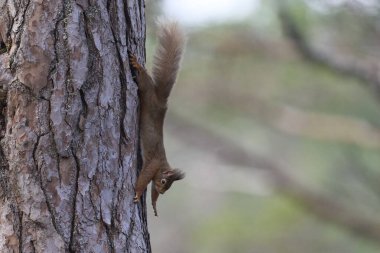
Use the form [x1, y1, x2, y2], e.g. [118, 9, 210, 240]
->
[128, 52, 155, 92]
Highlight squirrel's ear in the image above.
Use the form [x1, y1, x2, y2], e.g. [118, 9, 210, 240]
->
[170, 168, 185, 181]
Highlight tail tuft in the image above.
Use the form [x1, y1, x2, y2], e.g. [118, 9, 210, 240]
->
[152, 19, 186, 100]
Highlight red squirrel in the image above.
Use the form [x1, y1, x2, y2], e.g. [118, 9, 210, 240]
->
[129, 20, 186, 216]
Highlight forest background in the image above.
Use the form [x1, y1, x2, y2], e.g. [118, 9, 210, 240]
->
[145, 1, 380, 253]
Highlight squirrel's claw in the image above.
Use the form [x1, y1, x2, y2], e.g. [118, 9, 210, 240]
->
[128, 52, 143, 72]
[133, 194, 140, 203]
[152, 202, 158, 217]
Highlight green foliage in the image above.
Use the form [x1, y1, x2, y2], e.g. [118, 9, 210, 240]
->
[192, 195, 302, 253]
[277, 0, 315, 34]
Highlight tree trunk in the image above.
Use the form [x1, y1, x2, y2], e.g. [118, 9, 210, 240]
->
[0, 0, 151, 252]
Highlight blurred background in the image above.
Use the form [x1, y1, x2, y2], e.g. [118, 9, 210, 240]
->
[144, 0, 380, 252]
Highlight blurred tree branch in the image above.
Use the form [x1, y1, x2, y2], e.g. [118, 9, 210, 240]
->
[167, 113, 380, 246]
[277, 5, 380, 101]
[216, 91, 380, 149]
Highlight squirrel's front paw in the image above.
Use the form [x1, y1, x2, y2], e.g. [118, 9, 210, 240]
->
[133, 192, 142, 203]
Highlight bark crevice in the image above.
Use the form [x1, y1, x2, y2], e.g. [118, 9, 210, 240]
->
[69, 148, 80, 251]
[9, 0, 31, 71]
[18, 210, 23, 253]
[33, 132, 63, 241]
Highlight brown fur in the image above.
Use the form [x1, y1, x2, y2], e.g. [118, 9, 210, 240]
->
[129, 20, 186, 216]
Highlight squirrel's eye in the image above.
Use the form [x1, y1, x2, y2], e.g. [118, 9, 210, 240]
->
[161, 179, 167, 185]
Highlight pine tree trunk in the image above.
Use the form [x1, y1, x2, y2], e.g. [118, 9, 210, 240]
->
[0, 0, 151, 252]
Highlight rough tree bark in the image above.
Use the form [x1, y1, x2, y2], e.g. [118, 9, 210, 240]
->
[0, 0, 151, 252]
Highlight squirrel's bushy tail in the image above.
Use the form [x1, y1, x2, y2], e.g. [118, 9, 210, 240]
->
[152, 19, 186, 100]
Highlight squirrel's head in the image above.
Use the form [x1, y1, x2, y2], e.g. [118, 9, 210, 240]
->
[155, 168, 185, 194]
